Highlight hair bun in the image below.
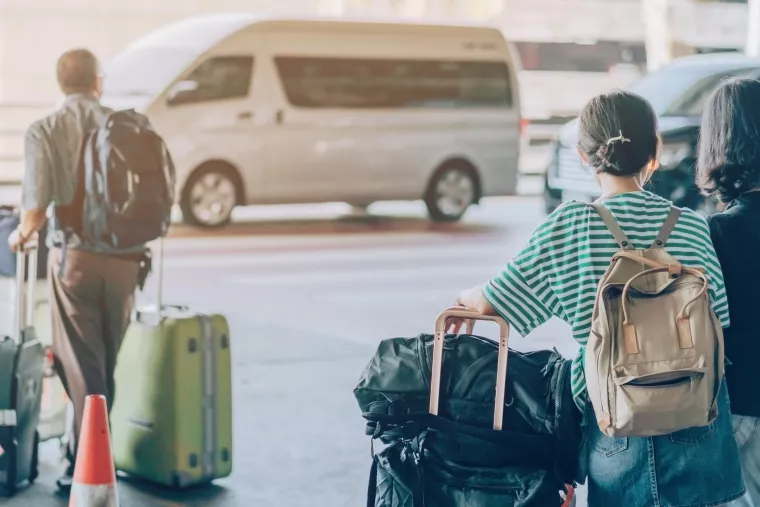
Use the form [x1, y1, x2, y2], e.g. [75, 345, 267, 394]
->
[578, 91, 659, 177]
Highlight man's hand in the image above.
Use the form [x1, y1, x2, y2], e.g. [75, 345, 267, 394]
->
[8, 228, 25, 253]
[11, 208, 47, 254]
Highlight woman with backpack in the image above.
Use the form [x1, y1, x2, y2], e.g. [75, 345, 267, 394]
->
[448, 90, 745, 506]
[698, 78, 760, 507]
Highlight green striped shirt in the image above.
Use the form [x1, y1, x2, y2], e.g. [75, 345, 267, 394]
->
[482, 191, 729, 414]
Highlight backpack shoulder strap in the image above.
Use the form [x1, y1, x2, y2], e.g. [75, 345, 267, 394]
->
[651, 207, 682, 248]
[589, 202, 633, 250]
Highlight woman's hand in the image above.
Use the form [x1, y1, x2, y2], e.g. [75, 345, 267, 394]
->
[446, 285, 495, 334]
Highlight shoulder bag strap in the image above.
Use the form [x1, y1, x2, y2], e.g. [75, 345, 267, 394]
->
[589, 202, 633, 250]
[366, 456, 378, 507]
[651, 207, 682, 248]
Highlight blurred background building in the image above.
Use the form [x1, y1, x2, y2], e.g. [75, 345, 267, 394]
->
[0, 0, 753, 181]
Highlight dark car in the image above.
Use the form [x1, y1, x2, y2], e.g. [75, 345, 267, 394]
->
[544, 53, 760, 215]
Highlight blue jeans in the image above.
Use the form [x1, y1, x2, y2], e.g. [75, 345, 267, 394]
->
[583, 381, 745, 507]
[728, 415, 760, 507]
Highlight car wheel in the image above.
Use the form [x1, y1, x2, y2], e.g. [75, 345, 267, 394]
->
[424, 164, 478, 222]
[180, 164, 240, 228]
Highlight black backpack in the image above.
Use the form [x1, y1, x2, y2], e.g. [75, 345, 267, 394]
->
[56, 109, 175, 250]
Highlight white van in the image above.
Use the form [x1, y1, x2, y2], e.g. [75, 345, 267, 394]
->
[101, 14, 521, 227]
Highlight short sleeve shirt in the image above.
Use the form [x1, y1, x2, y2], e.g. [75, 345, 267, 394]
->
[21, 94, 122, 251]
[482, 191, 729, 414]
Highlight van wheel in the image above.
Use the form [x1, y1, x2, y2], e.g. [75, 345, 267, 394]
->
[180, 164, 240, 228]
[424, 163, 478, 222]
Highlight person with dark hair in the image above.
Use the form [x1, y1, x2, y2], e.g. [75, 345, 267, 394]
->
[447, 90, 745, 506]
[9, 48, 143, 492]
[698, 78, 760, 507]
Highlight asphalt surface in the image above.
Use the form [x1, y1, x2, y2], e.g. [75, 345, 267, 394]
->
[4, 195, 588, 506]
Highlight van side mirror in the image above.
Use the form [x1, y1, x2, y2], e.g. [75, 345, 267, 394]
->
[167, 80, 200, 106]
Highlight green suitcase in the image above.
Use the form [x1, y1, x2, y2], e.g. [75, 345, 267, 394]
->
[110, 243, 233, 488]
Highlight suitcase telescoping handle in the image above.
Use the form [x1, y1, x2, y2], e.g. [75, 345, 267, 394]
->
[156, 236, 164, 318]
[135, 237, 187, 323]
[14, 234, 39, 344]
[430, 307, 510, 430]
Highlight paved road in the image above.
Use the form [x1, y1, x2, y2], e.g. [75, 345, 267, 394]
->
[6, 196, 587, 507]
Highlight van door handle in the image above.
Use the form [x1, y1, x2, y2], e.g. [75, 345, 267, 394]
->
[275, 110, 284, 125]
[237, 111, 253, 120]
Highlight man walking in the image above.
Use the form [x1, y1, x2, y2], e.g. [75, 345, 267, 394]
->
[10, 49, 144, 491]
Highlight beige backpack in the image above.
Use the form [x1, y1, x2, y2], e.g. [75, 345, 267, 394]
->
[585, 203, 725, 437]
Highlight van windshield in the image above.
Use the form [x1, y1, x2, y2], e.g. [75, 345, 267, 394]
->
[102, 47, 198, 97]
[626, 63, 759, 117]
[661, 66, 757, 117]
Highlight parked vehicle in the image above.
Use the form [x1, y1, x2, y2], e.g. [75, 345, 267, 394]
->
[100, 14, 522, 227]
[544, 53, 760, 214]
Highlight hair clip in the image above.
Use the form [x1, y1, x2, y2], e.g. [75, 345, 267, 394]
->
[607, 130, 631, 146]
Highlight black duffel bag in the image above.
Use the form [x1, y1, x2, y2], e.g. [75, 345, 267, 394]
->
[355, 332, 580, 485]
[368, 418, 563, 507]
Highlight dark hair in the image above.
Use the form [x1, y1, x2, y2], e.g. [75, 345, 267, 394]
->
[578, 90, 659, 177]
[697, 78, 760, 203]
[56, 49, 100, 95]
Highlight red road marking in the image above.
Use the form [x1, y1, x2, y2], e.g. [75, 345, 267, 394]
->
[167, 215, 498, 239]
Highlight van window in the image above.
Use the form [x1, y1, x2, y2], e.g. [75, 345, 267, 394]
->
[515, 41, 647, 73]
[274, 57, 512, 109]
[169, 56, 254, 106]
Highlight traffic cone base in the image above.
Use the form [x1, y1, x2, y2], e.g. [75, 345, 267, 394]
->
[70, 483, 119, 507]
[69, 395, 119, 507]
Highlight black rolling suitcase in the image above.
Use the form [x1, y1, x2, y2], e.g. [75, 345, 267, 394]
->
[0, 237, 44, 496]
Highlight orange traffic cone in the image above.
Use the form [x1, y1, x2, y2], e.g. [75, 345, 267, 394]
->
[69, 395, 119, 507]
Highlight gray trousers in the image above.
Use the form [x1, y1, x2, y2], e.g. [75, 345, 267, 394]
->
[48, 248, 139, 466]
